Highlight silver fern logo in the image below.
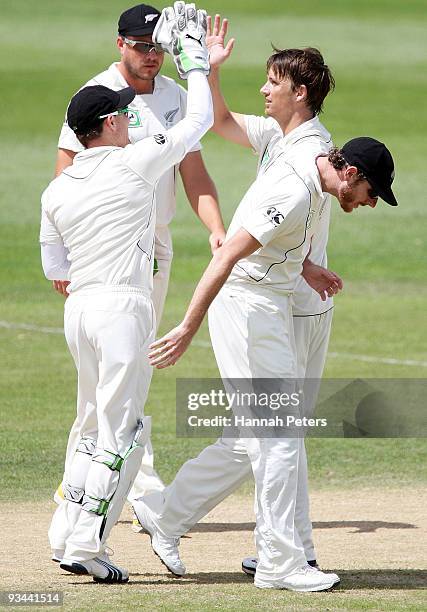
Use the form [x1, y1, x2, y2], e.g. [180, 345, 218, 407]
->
[164, 107, 179, 126]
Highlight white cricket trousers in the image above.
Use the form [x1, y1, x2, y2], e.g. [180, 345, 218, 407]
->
[144, 301, 333, 572]
[292, 308, 333, 560]
[49, 288, 154, 560]
[149, 285, 311, 583]
[62, 227, 173, 501]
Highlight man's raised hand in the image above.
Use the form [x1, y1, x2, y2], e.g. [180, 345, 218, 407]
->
[206, 14, 235, 68]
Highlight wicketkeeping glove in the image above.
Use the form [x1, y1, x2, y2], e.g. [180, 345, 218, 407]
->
[153, 1, 209, 79]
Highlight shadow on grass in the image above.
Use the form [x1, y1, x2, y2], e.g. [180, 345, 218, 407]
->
[187, 520, 417, 534]
[330, 569, 427, 590]
[119, 519, 416, 534]
[70, 569, 427, 589]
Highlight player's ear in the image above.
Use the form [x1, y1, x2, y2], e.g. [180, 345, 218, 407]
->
[104, 115, 116, 133]
[117, 36, 125, 54]
[344, 165, 359, 180]
[295, 84, 307, 103]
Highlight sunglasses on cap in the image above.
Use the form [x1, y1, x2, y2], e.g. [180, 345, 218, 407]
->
[121, 36, 163, 54]
[98, 107, 130, 119]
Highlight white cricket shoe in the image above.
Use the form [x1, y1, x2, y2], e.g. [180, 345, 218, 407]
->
[133, 500, 186, 577]
[254, 565, 340, 592]
[60, 551, 129, 584]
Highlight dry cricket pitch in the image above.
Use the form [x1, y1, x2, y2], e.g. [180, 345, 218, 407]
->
[1, 488, 426, 609]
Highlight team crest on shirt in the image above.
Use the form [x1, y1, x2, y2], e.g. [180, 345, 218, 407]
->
[265, 206, 284, 227]
[164, 108, 179, 127]
[128, 109, 142, 128]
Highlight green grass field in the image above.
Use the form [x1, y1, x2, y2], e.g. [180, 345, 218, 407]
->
[0, 1, 426, 610]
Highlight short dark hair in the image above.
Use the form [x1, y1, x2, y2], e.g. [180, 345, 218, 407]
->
[328, 146, 367, 182]
[75, 121, 104, 148]
[266, 47, 335, 115]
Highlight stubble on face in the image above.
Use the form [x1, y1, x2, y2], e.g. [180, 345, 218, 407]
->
[122, 53, 162, 83]
[337, 184, 357, 213]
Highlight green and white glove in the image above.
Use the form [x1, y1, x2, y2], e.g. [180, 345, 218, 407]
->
[153, 1, 209, 79]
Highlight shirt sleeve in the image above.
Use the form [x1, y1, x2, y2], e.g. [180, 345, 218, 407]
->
[40, 191, 62, 244]
[124, 71, 213, 184]
[244, 115, 279, 154]
[122, 132, 187, 185]
[40, 191, 70, 280]
[177, 84, 202, 153]
[242, 180, 310, 247]
[40, 242, 70, 280]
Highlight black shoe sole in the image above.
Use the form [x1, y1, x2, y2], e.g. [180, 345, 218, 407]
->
[60, 561, 128, 584]
[242, 563, 256, 577]
[60, 562, 89, 576]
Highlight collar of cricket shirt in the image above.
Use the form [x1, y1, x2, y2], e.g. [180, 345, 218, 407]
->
[282, 116, 332, 150]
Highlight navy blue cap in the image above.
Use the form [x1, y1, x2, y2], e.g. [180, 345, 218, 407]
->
[118, 4, 161, 36]
[342, 137, 398, 206]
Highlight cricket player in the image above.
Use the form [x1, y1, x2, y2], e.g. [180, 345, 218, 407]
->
[53, 2, 225, 505]
[41, 3, 214, 583]
[208, 15, 337, 576]
[131, 24, 398, 586]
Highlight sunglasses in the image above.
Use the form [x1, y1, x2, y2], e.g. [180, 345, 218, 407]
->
[357, 170, 378, 200]
[121, 36, 163, 54]
[98, 107, 130, 119]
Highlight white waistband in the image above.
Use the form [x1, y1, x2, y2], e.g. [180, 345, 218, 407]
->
[224, 281, 293, 298]
[69, 285, 151, 298]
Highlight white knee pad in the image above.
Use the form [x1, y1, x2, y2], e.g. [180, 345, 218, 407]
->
[63, 436, 97, 504]
[82, 419, 151, 545]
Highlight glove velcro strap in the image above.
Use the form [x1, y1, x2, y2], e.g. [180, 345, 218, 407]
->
[82, 494, 110, 516]
[92, 450, 124, 471]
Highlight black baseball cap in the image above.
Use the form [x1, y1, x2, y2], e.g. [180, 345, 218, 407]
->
[67, 85, 136, 135]
[342, 137, 398, 206]
[118, 4, 161, 36]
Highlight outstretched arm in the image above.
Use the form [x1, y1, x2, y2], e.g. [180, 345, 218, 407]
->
[128, 6, 214, 183]
[207, 15, 252, 147]
[148, 228, 261, 368]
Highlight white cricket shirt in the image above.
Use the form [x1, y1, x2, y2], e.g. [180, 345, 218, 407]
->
[226, 119, 330, 293]
[41, 136, 187, 294]
[245, 115, 333, 315]
[58, 63, 201, 227]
